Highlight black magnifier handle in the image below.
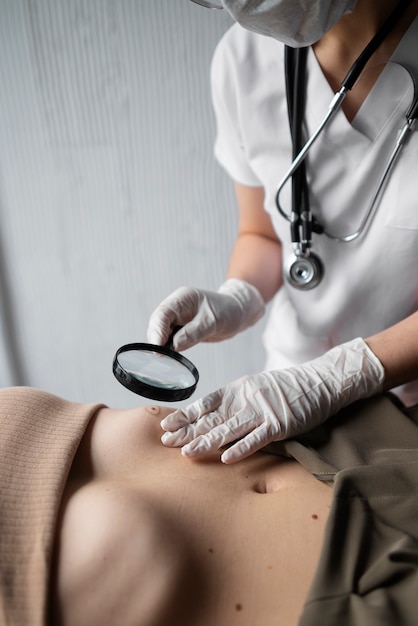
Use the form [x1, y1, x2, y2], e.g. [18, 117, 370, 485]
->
[165, 326, 183, 351]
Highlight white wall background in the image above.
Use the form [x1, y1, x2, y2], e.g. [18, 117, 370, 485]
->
[0, 0, 266, 408]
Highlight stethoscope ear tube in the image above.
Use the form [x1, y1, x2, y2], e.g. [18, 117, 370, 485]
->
[341, 0, 413, 91]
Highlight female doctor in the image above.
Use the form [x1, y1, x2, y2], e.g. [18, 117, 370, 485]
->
[147, 0, 418, 464]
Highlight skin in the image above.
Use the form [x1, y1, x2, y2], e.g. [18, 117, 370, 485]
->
[49, 404, 332, 626]
[225, 0, 418, 393]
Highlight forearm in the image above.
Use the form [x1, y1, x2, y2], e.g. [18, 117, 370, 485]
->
[365, 311, 418, 391]
[226, 232, 283, 303]
[224, 182, 283, 303]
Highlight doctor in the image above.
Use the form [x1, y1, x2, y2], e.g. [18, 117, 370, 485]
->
[147, 0, 418, 463]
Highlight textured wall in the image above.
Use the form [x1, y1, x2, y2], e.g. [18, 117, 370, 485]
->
[0, 0, 266, 407]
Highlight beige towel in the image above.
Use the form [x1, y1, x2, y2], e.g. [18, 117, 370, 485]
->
[0, 387, 104, 626]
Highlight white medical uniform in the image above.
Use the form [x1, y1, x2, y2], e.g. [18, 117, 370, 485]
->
[211, 19, 418, 405]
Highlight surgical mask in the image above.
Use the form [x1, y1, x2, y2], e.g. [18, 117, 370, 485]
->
[221, 0, 358, 47]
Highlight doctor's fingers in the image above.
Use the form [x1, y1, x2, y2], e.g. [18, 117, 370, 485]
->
[173, 316, 216, 351]
[161, 409, 231, 448]
[147, 286, 201, 345]
[171, 291, 230, 350]
[220, 422, 281, 464]
[180, 408, 264, 459]
[160, 389, 225, 431]
[147, 305, 180, 346]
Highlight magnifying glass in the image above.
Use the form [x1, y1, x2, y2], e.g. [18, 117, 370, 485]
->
[112, 328, 199, 402]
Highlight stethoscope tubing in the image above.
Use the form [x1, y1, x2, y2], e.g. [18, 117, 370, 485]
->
[275, 87, 347, 223]
[276, 0, 417, 249]
[327, 110, 417, 243]
[277, 78, 417, 243]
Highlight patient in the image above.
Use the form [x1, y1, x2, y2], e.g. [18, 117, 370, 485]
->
[51, 403, 331, 626]
[2, 386, 418, 626]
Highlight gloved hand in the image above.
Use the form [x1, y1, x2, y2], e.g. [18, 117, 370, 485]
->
[160, 338, 385, 463]
[147, 278, 265, 352]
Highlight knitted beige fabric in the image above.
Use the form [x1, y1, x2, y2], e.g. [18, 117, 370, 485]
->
[0, 387, 105, 626]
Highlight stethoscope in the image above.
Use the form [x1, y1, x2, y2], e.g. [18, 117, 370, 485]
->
[277, 0, 418, 290]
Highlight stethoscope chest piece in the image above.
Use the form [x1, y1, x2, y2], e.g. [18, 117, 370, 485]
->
[284, 251, 324, 290]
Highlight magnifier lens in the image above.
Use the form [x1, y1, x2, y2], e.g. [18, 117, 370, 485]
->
[117, 349, 196, 390]
[113, 341, 199, 401]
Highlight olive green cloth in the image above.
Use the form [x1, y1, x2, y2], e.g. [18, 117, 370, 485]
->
[0, 387, 104, 626]
[266, 395, 418, 626]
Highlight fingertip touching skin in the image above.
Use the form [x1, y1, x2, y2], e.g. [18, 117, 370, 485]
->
[160, 390, 226, 432]
[160, 408, 194, 432]
[160, 406, 225, 448]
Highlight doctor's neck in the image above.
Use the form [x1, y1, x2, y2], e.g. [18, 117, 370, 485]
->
[312, 0, 418, 123]
[317, 0, 418, 52]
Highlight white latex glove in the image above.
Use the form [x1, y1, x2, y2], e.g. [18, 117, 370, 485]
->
[160, 338, 385, 463]
[147, 278, 265, 352]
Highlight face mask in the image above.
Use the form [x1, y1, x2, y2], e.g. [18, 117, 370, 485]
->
[221, 0, 358, 47]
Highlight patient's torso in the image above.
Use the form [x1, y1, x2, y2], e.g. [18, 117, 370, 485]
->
[50, 405, 332, 626]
